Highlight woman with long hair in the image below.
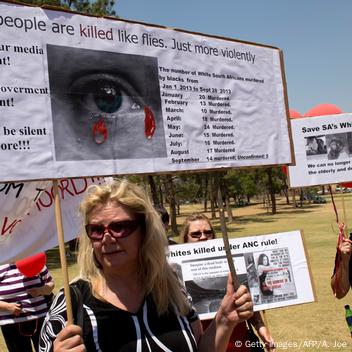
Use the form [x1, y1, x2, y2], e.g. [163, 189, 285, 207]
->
[40, 180, 253, 352]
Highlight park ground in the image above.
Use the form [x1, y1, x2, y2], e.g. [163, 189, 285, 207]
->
[1, 193, 352, 351]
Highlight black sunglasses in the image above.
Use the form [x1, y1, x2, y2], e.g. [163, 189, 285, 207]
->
[188, 229, 214, 239]
[85, 220, 141, 240]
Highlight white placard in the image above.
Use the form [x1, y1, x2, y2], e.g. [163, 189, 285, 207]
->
[288, 114, 352, 188]
[168, 231, 315, 320]
[0, 2, 292, 182]
[0, 177, 107, 263]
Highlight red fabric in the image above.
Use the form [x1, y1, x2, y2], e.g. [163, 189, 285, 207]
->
[15, 252, 46, 277]
[201, 319, 250, 351]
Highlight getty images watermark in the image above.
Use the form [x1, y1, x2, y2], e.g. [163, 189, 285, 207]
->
[232, 340, 348, 350]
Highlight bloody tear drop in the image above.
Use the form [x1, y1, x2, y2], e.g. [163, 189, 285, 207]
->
[92, 119, 108, 144]
[144, 106, 155, 139]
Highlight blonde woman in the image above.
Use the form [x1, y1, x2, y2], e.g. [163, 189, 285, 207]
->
[40, 180, 252, 352]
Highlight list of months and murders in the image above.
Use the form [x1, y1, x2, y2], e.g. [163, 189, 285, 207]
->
[159, 65, 268, 165]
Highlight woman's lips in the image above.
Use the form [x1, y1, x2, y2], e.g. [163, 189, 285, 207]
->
[102, 249, 123, 255]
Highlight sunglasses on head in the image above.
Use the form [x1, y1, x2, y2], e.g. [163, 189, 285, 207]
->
[85, 219, 141, 240]
[188, 229, 214, 239]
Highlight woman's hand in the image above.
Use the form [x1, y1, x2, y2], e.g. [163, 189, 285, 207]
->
[27, 287, 44, 297]
[28, 280, 55, 297]
[5, 302, 22, 316]
[339, 237, 352, 258]
[217, 273, 253, 327]
[53, 324, 86, 352]
[257, 325, 275, 351]
[198, 274, 253, 351]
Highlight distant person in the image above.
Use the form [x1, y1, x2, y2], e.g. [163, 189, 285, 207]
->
[155, 204, 177, 245]
[180, 213, 275, 351]
[331, 233, 352, 298]
[0, 263, 54, 352]
[66, 237, 79, 257]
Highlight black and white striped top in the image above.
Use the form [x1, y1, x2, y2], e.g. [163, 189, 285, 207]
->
[39, 279, 199, 352]
[0, 263, 52, 326]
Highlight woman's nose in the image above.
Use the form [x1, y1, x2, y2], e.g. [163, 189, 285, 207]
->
[199, 233, 208, 241]
[102, 230, 115, 242]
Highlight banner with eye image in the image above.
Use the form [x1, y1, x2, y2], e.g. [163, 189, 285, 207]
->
[0, 1, 292, 182]
[287, 113, 352, 188]
[168, 230, 315, 320]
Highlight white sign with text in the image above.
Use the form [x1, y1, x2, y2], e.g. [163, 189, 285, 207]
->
[0, 2, 292, 182]
[168, 231, 315, 319]
[288, 114, 352, 188]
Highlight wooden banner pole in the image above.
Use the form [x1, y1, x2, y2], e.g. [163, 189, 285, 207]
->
[216, 176, 272, 335]
[53, 179, 73, 324]
[216, 179, 240, 290]
[262, 310, 270, 333]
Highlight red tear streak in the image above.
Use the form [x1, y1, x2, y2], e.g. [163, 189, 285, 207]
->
[92, 119, 108, 144]
[144, 106, 155, 139]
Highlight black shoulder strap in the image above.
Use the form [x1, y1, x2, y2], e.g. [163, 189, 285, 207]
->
[246, 321, 264, 352]
[70, 285, 84, 328]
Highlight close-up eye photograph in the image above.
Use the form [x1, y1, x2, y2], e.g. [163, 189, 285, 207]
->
[46, 45, 167, 161]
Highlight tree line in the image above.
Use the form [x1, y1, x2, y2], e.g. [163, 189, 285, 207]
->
[19, 0, 116, 17]
[126, 167, 302, 236]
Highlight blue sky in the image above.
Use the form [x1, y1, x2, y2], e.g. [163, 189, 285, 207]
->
[116, 0, 352, 116]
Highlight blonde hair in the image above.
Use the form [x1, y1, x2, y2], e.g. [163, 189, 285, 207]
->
[180, 213, 215, 243]
[77, 179, 190, 316]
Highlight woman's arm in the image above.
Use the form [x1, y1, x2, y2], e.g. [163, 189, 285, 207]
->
[0, 301, 22, 316]
[193, 274, 253, 352]
[257, 265, 264, 276]
[39, 289, 84, 351]
[27, 280, 55, 297]
[331, 237, 351, 298]
[249, 312, 275, 350]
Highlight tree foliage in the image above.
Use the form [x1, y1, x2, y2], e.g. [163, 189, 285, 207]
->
[19, 0, 116, 16]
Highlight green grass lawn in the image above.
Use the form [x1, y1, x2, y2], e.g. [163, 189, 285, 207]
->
[1, 193, 352, 351]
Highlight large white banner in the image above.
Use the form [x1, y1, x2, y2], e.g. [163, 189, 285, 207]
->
[168, 231, 315, 320]
[288, 113, 352, 188]
[0, 177, 106, 264]
[0, 2, 292, 182]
